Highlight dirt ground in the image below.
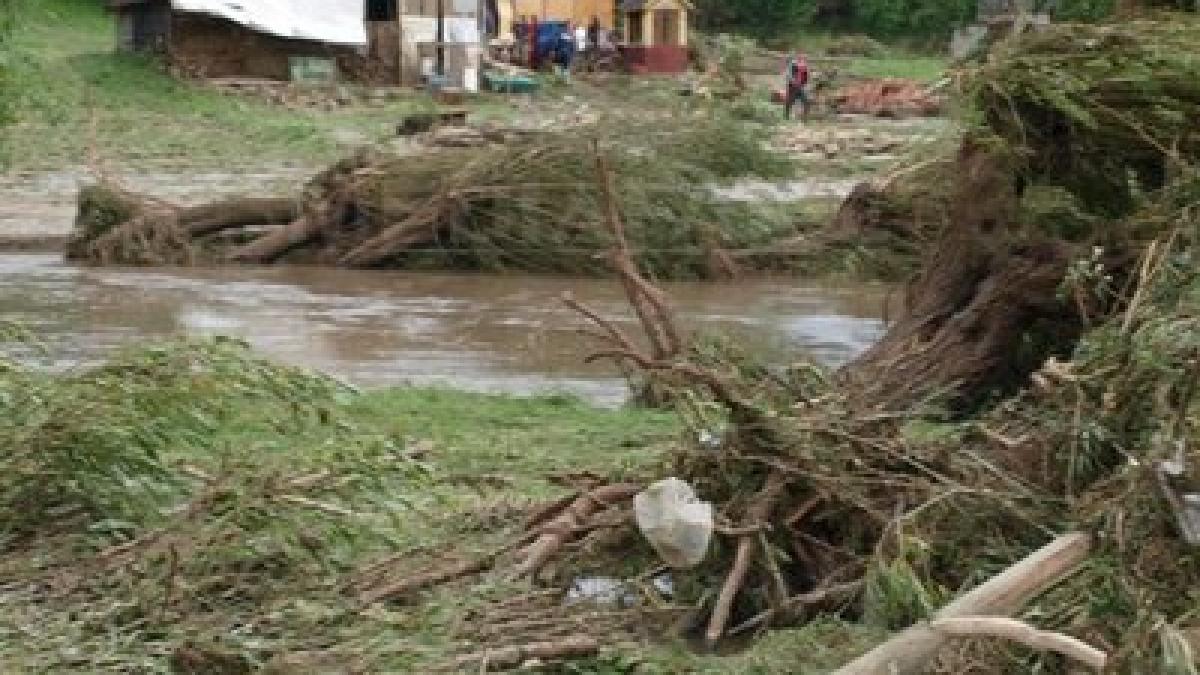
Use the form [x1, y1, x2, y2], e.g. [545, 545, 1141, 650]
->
[0, 166, 313, 250]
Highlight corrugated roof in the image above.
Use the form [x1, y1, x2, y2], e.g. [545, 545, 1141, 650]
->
[171, 0, 367, 45]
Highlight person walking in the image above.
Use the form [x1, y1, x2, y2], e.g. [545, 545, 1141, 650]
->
[785, 52, 810, 121]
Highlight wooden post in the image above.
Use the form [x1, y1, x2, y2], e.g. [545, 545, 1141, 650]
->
[436, 0, 446, 77]
[836, 532, 1093, 675]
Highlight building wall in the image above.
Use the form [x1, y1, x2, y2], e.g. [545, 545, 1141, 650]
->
[167, 13, 363, 81]
[507, 0, 616, 35]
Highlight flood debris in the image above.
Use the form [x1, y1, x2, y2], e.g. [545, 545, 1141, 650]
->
[13, 14, 1200, 674]
[349, 16, 1200, 672]
[830, 78, 944, 118]
[67, 117, 796, 279]
[634, 477, 714, 569]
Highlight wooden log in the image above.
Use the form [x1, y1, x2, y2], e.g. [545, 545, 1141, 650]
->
[705, 472, 788, 647]
[835, 532, 1092, 675]
[339, 201, 447, 268]
[226, 197, 347, 264]
[510, 483, 640, 579]
[226, 213, 322, 263]
[179, 197, 299, 236]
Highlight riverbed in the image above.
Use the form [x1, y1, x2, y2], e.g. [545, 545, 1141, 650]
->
[0, 253, 887, 405]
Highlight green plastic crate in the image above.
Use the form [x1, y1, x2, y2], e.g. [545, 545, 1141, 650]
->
[289, 57, 338, 83]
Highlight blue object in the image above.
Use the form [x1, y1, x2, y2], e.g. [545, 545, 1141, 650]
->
[533, 21, 570, 63]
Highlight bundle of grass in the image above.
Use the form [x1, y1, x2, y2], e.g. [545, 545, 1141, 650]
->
[0, 337, 347, 532]
[975, 18, 1200, 218]
[0, 338, 434, 671]
[69, 115, 797, 279]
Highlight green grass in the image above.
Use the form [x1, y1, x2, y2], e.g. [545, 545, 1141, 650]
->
[0, 338, 686, 670]
[754, 29, 948, 83]
[0, 337, 897, 671]
[841, 55, 948, 82]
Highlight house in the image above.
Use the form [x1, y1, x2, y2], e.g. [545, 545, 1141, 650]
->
[106, 0, 484, 88]
[107, 0, 368, 80]
[501, 0, 617, 39]
[620, 0, 690, 74]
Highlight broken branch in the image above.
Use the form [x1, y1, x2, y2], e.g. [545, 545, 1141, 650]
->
[835, 532, 1093, 675]
[930, 617, 1107, 671]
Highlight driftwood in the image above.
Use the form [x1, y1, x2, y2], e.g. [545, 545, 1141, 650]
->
[356, 555, 496, 605]
[227, 191, 352, 264]
[931, 617, 1108, 671]
[705, 472, 788, 647]
[510, 483, 641, 579]
[67, 185, 300, 265]
[835, 532, 1093, 675]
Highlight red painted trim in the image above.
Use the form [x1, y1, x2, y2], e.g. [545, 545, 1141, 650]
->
[623, 45, 688, 73]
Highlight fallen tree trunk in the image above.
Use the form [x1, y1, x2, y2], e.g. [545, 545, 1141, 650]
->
[226, 199, 348, 264]
[339, 199, 454, 268]
[835, 532, 1093, 675]
[179, 198, 299, 237]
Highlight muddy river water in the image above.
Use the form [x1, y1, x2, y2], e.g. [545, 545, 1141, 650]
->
[0, 253, 887, 405]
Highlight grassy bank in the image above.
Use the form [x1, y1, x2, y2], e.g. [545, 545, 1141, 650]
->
[0, 338, 676, 670]
[5, 0, 444, 171]
[0, 336, 893, 671]
[6, 0, 947, 174]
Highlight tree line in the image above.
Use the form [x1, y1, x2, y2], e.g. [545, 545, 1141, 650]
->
[690, 0, 1191, 42]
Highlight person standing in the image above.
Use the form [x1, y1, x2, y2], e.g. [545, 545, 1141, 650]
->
[555, 27, 577, 79]
[785, 52, 810, 121]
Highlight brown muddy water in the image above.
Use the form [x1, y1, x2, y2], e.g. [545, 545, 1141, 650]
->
[0, 253, 887, 405]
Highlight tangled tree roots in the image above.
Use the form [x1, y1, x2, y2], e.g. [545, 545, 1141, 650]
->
[66, 184, 300, 265]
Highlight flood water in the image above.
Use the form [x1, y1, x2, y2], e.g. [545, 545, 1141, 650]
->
[0, 253, 887, 406]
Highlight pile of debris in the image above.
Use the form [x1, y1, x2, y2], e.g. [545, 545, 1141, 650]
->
[830, 78, 944, 118]
[66, 116, 796, 279]
[357, 16, 1200, 672]
[40, 15, 1200, 672]
[774, 126, 910, 159]
[203, 78, 409, 110]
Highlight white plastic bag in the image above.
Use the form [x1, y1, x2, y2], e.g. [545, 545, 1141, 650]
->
[634, 478, 714, 569]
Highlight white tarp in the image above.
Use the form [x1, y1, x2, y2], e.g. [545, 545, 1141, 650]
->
[171, 0, 368, 45]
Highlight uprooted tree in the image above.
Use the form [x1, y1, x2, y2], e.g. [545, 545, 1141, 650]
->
[347, 18, 1200, 672]
[50, 16, 1200, 672]
[66, 117, 796, 280]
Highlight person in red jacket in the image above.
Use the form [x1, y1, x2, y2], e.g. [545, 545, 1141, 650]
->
[785, 53, 810, 121]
